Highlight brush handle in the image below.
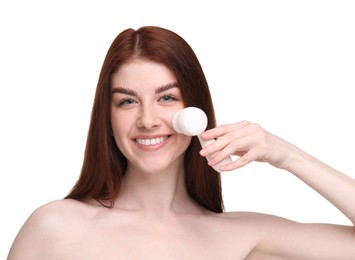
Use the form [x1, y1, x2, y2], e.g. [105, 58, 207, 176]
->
[198, 135, 232, 172]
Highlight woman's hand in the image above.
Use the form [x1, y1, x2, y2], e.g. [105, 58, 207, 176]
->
[199, 121, 299, 171]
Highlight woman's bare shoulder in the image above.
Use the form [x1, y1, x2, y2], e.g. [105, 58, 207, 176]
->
[199, 211, 283, 240]
[28, 199, 95, 222]
[8, 199, 99, 259]
[219, 210, 295, 222]
[213, 210, 298, 232]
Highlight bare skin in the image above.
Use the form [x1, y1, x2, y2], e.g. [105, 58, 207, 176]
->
[8, 59, 355, 259]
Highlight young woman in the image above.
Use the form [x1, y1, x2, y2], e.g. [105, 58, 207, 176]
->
[8, 26, 355, 259]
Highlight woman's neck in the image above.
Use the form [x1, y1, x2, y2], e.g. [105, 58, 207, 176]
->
[115, 165, 202, 215]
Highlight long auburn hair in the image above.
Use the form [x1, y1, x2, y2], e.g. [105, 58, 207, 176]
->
[65, 26, 224, 213]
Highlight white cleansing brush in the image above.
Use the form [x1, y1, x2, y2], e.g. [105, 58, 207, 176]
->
[172, 107, 232, 172]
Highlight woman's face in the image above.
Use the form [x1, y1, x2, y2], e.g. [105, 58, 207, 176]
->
[110, 59, 192, 173]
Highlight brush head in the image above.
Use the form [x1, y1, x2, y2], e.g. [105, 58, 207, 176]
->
[172, 107, 207, 136]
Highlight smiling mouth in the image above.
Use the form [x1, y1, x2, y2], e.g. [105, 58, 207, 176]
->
[135, 136, 170, 146]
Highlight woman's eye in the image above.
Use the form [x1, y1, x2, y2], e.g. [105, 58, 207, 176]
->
[117, 98, 137, 106]
[159, 94, 177, 102]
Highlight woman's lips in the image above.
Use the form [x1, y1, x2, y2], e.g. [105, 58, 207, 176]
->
[135, 136, 170, 146]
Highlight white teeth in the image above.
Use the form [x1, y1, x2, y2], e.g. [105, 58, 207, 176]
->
[136, 136, 168, 146]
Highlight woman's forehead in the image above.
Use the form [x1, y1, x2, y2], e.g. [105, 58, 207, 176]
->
[111, 60, 177, 90]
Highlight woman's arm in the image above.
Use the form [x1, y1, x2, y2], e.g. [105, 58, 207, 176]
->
[200, 121, 355, 258]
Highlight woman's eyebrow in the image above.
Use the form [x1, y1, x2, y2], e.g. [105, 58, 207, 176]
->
[112, 87, 137, 96]
[112, 82, 179, 95]
[155, 82, 179, 94]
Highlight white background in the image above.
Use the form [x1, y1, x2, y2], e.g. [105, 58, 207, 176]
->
[1, 0, 354, 257]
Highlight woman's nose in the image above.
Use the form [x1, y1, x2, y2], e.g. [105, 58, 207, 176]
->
[136, 106, 160, 129]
